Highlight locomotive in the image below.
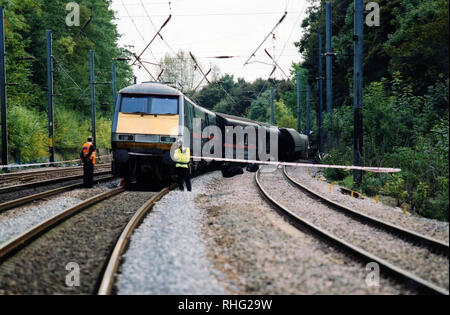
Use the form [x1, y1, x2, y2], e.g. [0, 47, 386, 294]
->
[111, 82, 309, 185]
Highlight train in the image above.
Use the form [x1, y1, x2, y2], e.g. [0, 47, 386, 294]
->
[111, 82, 309, 185]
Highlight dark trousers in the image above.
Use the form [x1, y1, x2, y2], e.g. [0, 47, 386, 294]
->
[176, 167, 192, 191]
[83, 162, 94, 188]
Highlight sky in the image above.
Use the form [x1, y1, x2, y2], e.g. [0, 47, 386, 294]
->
[110, 0, 309, 84]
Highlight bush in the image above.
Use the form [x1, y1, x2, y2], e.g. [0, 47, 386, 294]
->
[321, 77, 449, 221]
[8, 105, 48, 163]
[321, 148, 352, 181]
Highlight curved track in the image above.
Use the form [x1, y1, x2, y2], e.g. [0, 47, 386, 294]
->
[255, 168, 449, 295]
[282, 166, 449, 255]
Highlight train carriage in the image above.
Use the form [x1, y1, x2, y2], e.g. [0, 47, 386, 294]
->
[111, 82, 309, 185]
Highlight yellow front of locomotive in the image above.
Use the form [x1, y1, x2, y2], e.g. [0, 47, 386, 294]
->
[111, 83, 183, 182]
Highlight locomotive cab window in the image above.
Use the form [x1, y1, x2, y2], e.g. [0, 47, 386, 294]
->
[120, 95, 179, 115]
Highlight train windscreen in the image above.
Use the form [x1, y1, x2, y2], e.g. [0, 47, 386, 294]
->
[121, 95, 179, 115]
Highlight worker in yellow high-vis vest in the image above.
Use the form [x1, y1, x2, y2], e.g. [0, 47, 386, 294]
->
[173, 138, 192, 192]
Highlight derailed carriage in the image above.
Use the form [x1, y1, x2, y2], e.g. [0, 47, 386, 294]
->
[111, 82, 309, 185]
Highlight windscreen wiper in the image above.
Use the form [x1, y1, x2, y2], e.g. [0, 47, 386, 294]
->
[129, 112, 150, 115]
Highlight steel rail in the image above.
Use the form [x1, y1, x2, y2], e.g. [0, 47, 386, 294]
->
[0, 187, 125, 261]
[0, 170, 111, 194]
[0, 164, 111, 182]
[255, 169, 449, 295]
[282, 166, 449, 255]
[98, 184, 175, 295]
[0, 165, 83, 180]
[0, 175, 114, 213]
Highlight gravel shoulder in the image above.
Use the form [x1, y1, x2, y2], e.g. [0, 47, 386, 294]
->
[198, 170, 411, 294]
[116, 172, 227, 295]
[285, 166, 449, 243]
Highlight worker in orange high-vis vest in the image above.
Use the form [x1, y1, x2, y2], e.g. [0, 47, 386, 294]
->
[80, 136, 96, 188]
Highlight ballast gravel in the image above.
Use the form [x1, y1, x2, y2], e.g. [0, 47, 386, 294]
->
[117, 170, 411, 294]
[286, 166, 449, 243]
[0, 164, 111, 189]
[0, 170, 111, 204]
[260, 169, 449, 290]
[197, 170, 411, 294]
[0, 180, 120, 244]
[116, 172, 227, 295]
[0, 189, 156, 294]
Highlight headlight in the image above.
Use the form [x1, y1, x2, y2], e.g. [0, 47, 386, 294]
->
[118, 135, 134, 141]
[161, 136, 177, 143]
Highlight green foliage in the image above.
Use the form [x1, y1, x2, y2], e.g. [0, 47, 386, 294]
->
[194, 75, 301, 130]
[160, 51, 203, 92]
[323, 77, 449, 221]
[274, 100, 296, 129]
[0, 0, 133, 164]
[381, 174, 408, 205]
[321, 148, 352, 182]
[8, 105, 48, 163]
[385, 0, 449, 92]
[247, 91, 269, 123]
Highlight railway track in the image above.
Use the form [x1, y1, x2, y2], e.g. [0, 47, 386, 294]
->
[0, 174, 114, 213]
[282, 166, 449, 254]
[0, 185, 172, 294]
[0, 187, 124, 260]
[98, 185, 175, 295]
[255, 167, 449, 295]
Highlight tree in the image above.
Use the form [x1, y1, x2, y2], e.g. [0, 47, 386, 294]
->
[1, 0, 134, 162]
[159, 50, 202, 92]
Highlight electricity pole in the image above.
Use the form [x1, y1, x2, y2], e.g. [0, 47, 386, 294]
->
[326, 2, 333, 114]
[270, 86, 275, 125]
[112, 63, 117, 108]
[0, 6, 7, 168]
[353, 0, 364, 185]
[306, 84, 311, 142]
[297, 72, 301, 133]
[89, 50, 96, 148]
[317, 28, 324, 154]
[46, 30, 55, 164]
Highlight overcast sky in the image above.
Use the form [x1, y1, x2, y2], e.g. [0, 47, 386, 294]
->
[110, 0, 309, 83]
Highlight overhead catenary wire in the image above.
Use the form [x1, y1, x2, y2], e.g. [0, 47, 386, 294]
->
[244, 11, 288, 66]
[117, 11, 304, 18]
[133, 53, 157, 81]
[277, 2, 307, 60]
[52, 57, 82, 91]
[121, 0, 159, 63]
[138, 0, 177, 57]
[264, 49, 289, 79]
[189, 52, 210, 84]
[132, 14, 172, 66]
[123, 3, 302, 88]
[193, 68, 212, 92]
[189, 51, 238, 105]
